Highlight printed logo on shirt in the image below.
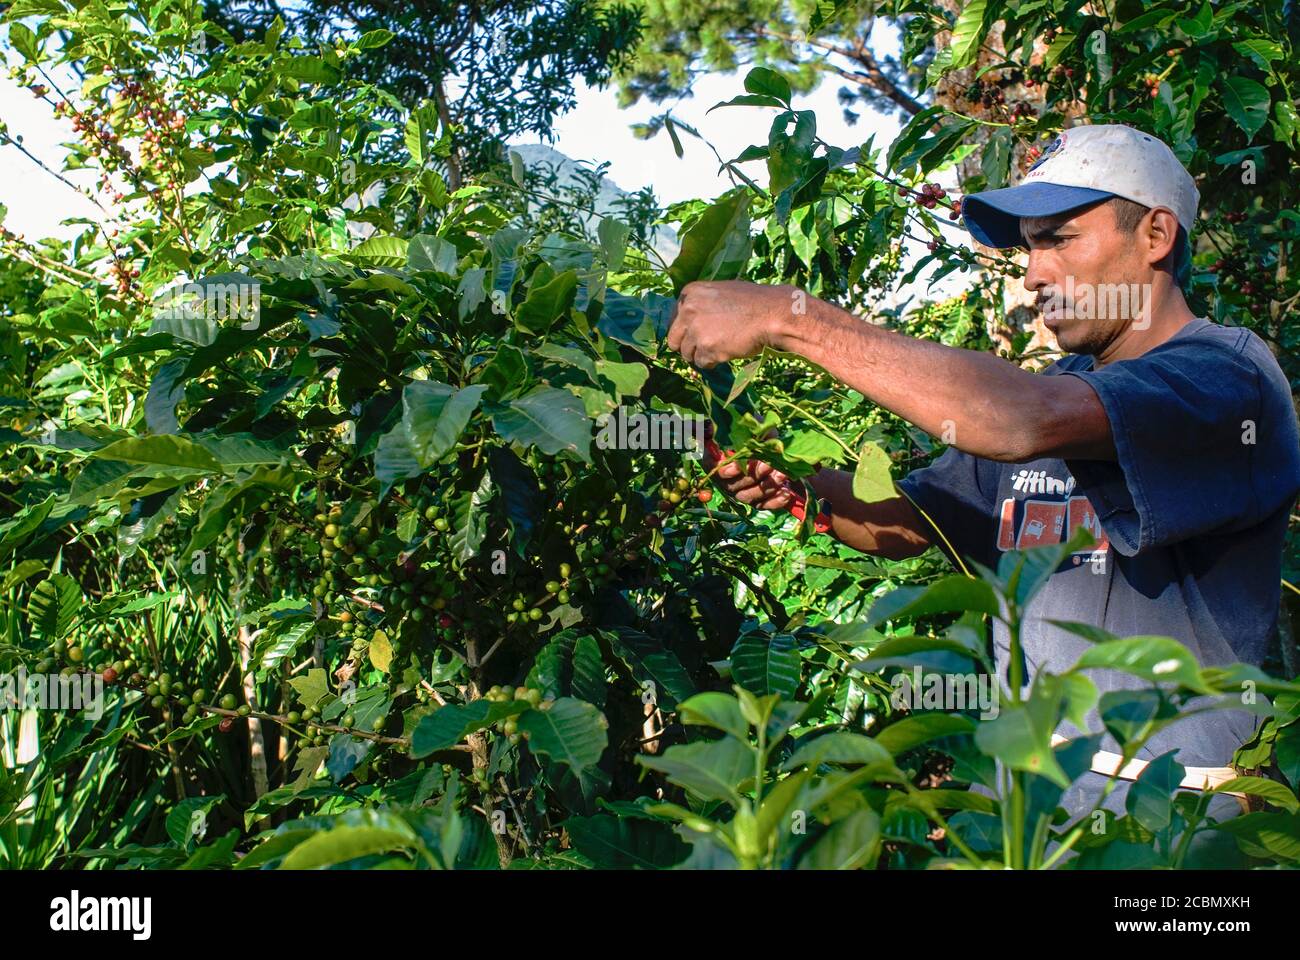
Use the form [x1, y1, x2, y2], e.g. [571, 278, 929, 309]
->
[996, 467, 1108, 567]
[1010, 469, 1075, 495]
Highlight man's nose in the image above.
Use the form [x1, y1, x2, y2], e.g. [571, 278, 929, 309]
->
[1022, 249, 1051, 295]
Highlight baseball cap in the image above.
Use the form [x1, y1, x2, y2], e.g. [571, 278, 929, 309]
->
[961, 125, 1199, 249]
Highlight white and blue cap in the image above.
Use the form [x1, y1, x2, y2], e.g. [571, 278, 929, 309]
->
[961, 124, 1200, 248]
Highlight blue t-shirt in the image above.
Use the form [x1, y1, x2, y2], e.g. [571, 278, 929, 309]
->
[897, 317, 1300, 768]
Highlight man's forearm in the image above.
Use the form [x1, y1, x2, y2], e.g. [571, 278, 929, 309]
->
[806, 467, 930, 559]
[771, 298, 1114, 462]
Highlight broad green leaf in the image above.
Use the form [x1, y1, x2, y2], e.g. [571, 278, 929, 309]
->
[731, 631, 801, 698]
[28, 573, 82, 640]
[606, 627, 696, 711]
[562, 814, 690, 869]
[403, 382, 486, 467]
[279, 824, 416, 870]
[783, 731, 892, 771]
[410, 699, 527, 758]
[597, 217, 631, 272]
[355, 28, 395, 48]
[1212, 777, 1299, 814]
[744, 66, 791, 104]
[408, 235, 460, 274]
[981, 126, 1013, 189]
[166, 795, 225, 847]
[1220, 76, 1271, 142]
[888, 106, 946, 172]
[255, 620, 315, 671]
[679, 692, 750, 740]
[637, 736, 754, 804]
[9, 21, 40, 60]
[974, 702, 1070, 789]
[782, 429, 842, 467]
[517, 697, 608, 772]
[853, 441, 895, 503]
[3, 559, 45, 590]
[448, 469, 494, 563]
[667, 191, 752, 293]
[0, 495, 56, 555]
[865, 575, 1000, 628]
[515, 268, 578, 335]
[405, 100, 439, 165]
[92, 435, 224, 473]
[798, 808, 880, 869]
[1127, 751, 1183, 832]
[491, 387, 592, 463]
[852, 631, 983, 671]
[277, 54, 342, 85]
[288, 668, 332, 709]
[571, 634, 607, 709]
[349, 235, 409, 267]
[767, 110, 817, 200]
[487, 445, 542, 549]
[1210, 812, 1300, 863]
[948, 0, 990, 69]
[596, 360, 649, 398]
[873, 713, 976, 756]
[1071, 636, 1213, 693]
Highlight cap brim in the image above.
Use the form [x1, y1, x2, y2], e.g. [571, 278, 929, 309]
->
[962, 182, 1115, 248]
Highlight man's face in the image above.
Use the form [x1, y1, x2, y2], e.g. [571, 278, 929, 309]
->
[1020, 201, 1148, 355]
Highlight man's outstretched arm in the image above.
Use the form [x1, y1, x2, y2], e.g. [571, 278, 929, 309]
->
[668, 280, 1116, 463]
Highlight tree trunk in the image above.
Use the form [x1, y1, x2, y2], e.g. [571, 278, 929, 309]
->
[239, 624, 270, 798]
[433, 79, 463, 191]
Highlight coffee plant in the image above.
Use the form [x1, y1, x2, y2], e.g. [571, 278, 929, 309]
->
[1, 0, 1298, 871]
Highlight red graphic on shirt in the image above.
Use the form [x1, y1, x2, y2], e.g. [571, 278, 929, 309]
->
[1066, 495, 1110, 551]
[993, 483, 1111, 561]
[1015, 500, 1067, 548]
[996, 498, 1017, 551]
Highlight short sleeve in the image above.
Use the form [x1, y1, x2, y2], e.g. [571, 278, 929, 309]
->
[897, 447, 1000, 571]
[1061, 338, 1271, 556]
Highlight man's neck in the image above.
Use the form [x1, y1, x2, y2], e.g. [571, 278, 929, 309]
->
[1091, 282, 1198, 367]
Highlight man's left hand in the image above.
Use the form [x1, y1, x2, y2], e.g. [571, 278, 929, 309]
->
[665, 280, 795, 368]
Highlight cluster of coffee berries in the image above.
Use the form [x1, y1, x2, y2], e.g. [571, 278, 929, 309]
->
[965, 80, 1006, 107]
[650, 474, 712, 526]
[109, 256, 140, 297]
[482, 685, 552, 746]
[1207, 247, 1284, 314]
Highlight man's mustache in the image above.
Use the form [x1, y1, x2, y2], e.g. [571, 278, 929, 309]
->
[1036, 290, 1073, 311]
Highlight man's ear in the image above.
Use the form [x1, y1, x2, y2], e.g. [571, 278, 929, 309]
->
[1142, 207, 1180, 268]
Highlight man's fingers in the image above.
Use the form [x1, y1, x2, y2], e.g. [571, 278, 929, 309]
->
[733, 484, 769, 505]
[758, 490, 794, 510]
[717, 459, 744, 479]
[666, 311, 684, 351]
[678, 329, 698, 366]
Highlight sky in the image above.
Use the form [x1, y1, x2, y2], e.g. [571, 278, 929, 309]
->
[0, 22, 968, 305]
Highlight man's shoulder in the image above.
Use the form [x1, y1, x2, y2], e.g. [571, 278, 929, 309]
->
[1055, 318, 1284, 388]
[1152, 318, 1277, 373]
